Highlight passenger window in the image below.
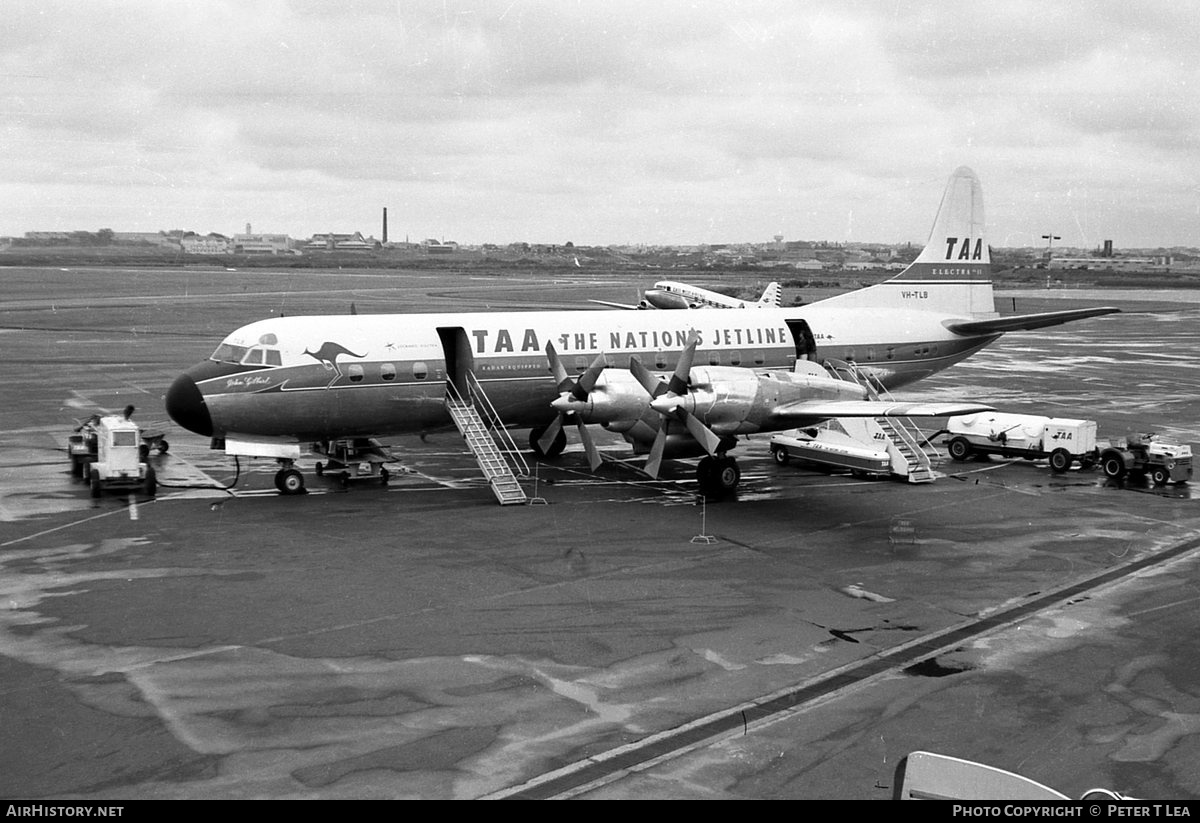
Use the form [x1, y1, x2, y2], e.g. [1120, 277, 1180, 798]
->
[707, 351, 720, 366]
[730, 350, 742, 366]
[381, 363, 396, 381]
[412, 362, 428, 380]
[753, 351, 765, 366]
[348, 364, 364, 383]
[655, 351, 668, 369]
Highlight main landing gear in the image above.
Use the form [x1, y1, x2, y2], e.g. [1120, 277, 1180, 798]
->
[274, 460, 306, 495]
[532, 423, 741, 498]
[696, 454, 740, 498]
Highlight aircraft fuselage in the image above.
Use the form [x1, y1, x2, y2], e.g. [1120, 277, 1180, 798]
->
[166, 303, 997, 442]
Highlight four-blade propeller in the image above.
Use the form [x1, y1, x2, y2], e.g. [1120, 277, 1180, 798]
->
[627, 331, 725, 478]
[540, 343, 606, 470]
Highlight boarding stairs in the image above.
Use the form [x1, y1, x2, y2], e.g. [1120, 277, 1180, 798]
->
[445, 374, 529, 505]
[823, 358, 940, 483]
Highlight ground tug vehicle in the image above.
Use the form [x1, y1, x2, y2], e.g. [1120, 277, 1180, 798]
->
[1098, 433, 1192, 485]
[69, 411, 158, 497]
[945, 413, 1097, 473]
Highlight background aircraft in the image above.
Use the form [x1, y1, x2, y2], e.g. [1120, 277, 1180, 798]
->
[166, 167, 1117, 498]
[591, 280, 782, 310]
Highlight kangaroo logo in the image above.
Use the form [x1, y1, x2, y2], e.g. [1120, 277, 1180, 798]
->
[304, 341, 366, 387]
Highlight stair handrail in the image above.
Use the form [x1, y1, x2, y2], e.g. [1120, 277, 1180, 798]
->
[464, 372, 531, 477]
[823, 359, 940, 466]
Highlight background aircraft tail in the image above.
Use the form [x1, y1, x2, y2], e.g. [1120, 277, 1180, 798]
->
[758, 281, 782, 307]
[814, 166, 996, 318]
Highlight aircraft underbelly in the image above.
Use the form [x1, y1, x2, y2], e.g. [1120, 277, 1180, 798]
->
[208, 386, 450, 438]
[205, 376, 562, 439]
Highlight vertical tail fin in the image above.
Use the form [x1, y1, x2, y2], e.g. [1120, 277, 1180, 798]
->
[813, 167, 995, 318]
[758, 281, 782, 307]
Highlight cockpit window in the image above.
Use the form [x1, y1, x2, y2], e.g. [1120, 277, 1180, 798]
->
[211, 343, 249, 364]
[210, 343, 282, 367]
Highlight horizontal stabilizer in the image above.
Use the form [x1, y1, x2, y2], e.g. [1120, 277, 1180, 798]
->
[945, 307, 1120, 335]
[587, 299, 639, 310]
[773, 400, 994, 427]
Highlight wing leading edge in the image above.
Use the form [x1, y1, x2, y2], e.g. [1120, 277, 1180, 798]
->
[945, 307, 1120, 336]
[770, 400, 994, 428]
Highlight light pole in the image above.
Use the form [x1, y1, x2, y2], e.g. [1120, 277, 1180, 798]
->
[1041, 233, 1060, 261]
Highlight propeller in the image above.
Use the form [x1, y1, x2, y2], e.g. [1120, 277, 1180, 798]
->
[540, 342, 606, 470]
[628, 330, 724, 478]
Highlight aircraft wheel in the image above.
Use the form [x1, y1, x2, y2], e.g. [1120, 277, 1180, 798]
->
[339, 472, 350, 489]
[1151, 466, 1169, 486]
[1102, 455, 1126, 479]
[1049, 448, 1072, 473]
[529, 425, 567, 459]
[698, 456, 740, 497]
[89, 467, 102, 498]
[143, 465, 157, 497]
[158, 439, 169, 454]
[380, 467, 390, 485]
[772, 447, 789, 465]
[947, 437, 972, 462]
[275, 468, 305, 495]
[315, 462, 324, 476]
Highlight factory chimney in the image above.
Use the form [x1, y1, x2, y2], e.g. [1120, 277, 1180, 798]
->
[382, 208, 388, 245]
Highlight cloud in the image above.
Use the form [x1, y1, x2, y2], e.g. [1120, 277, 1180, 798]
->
[0, 0, 1197, 247]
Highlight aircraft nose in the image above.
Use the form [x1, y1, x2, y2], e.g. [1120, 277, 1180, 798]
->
[166, 370, 213, 437]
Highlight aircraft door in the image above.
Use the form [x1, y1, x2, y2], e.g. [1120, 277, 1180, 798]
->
[786, 319, 817, 362]
[436, 327, 475, 399]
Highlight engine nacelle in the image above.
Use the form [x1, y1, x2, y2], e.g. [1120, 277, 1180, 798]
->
[551, 370, 651, 427]
[658, 366, 866, 435]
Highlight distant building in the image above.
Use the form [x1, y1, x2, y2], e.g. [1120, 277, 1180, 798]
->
[234, 232, 294, 254]
[306, 232, 373, 251]
[423, 239, 459, 254]
[181, 234, 231, 255]
[1048, 255, 1172, 272]
[791, 259, 825, 270]
[113, 231, 177, 247]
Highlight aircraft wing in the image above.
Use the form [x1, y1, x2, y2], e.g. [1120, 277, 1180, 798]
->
[945, 307, 1120, 335]
[770, 400, 994, 427]
[587, 299, 642, 310]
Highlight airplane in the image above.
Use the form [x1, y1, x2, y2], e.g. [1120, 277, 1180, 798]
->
[591, 280, 783, 310]
[165, 167, 1119, 497]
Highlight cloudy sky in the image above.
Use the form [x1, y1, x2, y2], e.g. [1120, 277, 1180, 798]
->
[3, 1, 1197, 249]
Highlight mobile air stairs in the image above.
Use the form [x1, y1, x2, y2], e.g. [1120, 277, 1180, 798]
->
[822, 359, 941, 484]
[445, 374, 529, 505]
